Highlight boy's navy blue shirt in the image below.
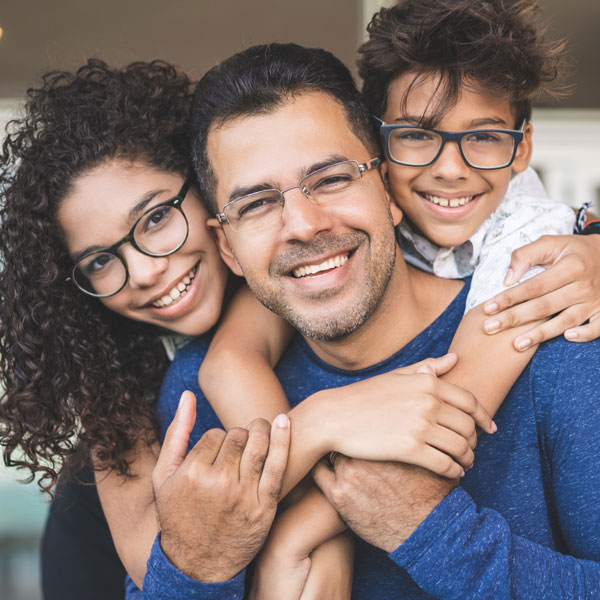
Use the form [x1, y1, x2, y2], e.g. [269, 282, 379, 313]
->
[141, 282, 600, 599]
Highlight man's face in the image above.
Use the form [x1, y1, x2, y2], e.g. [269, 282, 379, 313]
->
[207, 91, 402, 341]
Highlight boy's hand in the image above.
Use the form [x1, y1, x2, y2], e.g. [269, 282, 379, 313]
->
[318, 353, 495, 480]
[482, 234, 600, 349]
[152, 392, 291, 583]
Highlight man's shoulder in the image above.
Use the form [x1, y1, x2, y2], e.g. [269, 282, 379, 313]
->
[526, 335, 600, 422]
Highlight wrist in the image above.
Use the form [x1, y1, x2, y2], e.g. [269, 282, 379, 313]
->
[288, 389, 336, 458]
[160, 532, 240, 583]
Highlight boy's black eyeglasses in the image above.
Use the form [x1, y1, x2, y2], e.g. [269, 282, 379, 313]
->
[68, 179, 191, 298]
[374, 116, 526, 170]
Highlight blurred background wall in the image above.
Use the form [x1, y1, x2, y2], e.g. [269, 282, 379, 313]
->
[0, 1, 598, 599]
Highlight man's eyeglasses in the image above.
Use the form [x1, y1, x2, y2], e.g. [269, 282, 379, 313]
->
[374, 117, 526, 170]
[216, 158, 382, 233]
[70, 179, 191, 298]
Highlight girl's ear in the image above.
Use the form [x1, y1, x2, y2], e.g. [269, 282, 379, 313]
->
[512, 122, 533, 174]
[206, 218, 244, 277]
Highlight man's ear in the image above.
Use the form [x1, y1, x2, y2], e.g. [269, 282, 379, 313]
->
[511, 122, 533, 174]
[206, 217, 244, 276]
[379, 161, 403, 227]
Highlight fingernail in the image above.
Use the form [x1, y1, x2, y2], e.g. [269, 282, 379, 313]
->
[275, 414, 289, 428]
[504, 268, 514, 285]
[460, 469, 465, 478]
[491, 420, 498, 433]
[484, 301, 499, 314]
[484, 319, 500, 333]
[564, 329, 578, 341]
[515, 337, 532, 351]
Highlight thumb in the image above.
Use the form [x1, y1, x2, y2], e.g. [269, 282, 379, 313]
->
[505, 236, 562, 286]
[396, 353, 457, 377]
[153, 391, 196, 491]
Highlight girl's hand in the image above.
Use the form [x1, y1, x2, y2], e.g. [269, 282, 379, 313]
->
[317, 353, 495, 480]
[482, 234, 600, 350]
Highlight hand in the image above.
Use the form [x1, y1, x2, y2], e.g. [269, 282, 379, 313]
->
[249, 529, 353, 600]
[482, 234, 600, 350]
[319, 354, 494, 479]
[152, 391, 291, 583]
[299, 532, 354, 600]
[313, 457, 456, 552]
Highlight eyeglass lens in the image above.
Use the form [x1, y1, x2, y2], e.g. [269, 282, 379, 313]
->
[388, 128, 517, 169]
[73, 203, 188, 296]
[225, 160, 363, 232]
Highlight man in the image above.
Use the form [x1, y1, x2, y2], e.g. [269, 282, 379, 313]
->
[142, 43, 600, 599]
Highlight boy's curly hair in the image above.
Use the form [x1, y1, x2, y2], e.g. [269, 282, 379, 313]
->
[0, 59, 194, 495]
[358, 0, 567, 127]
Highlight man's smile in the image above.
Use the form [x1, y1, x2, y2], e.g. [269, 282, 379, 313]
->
[292, 253, 350, 278]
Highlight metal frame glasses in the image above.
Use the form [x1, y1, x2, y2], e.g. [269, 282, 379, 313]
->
[215, 158, 382, 233]
[69, 178, 191, 297]
[374, 116, 526, 170]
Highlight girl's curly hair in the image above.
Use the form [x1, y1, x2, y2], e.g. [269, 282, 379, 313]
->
[0, 59, 195, 495]
[358, 0, 567, 128]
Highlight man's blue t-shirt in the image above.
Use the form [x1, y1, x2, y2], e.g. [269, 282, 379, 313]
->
[141, 282, 600, 599]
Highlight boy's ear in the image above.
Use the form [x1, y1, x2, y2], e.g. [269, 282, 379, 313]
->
[511, 122, 533, 174]
[206, 217, 244, 277]
[379, 160, 404, 226]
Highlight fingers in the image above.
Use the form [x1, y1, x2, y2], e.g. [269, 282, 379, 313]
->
[153, 391, 197, 489]
[510, 304, 594, 350]
[213, 427, 249, 473]
[258, 414, 290, 505]
[426, 424, 475, 470]
[502, 235, 566, 286]
[395, 353, 457, 376]
[409, 444, 466, 480]
[484, 267, 572, 318]
[565, 312, 600, 343]
[436, 379, 496, 434]
[239, 418, 271, 484]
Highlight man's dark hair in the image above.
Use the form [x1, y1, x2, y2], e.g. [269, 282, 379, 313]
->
[191, 43, 378, 210]
[358, 0, 566, 128]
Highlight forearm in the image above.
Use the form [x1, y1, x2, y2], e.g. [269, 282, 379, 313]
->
[443, 303, 539, 418]
[95, 442, 160, 588]
[199, 285, 294, 428]
[391, 487, 600, 599]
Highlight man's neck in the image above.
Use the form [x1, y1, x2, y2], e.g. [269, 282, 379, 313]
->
[304, 250, 464, 371]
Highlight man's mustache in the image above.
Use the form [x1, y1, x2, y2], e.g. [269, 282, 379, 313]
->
[271, 232, 367, 275]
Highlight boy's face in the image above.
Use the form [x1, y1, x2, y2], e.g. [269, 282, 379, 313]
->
[382, 72, 533, 247]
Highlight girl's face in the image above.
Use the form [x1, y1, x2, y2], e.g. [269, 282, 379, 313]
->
[58, 160, 229, 335]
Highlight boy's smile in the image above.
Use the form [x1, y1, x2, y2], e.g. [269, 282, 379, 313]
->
[382, 72, 532, 248]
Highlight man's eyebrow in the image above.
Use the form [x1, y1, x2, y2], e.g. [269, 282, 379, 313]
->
[70, 189, 167, 262]
[227, 155, 350, 203]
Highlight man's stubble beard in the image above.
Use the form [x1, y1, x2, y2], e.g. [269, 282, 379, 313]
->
[241, 225, 398, 343]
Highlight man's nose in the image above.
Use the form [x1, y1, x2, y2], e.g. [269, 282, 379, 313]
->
[121, 245, 169, 289]
[280, 187, 335, 242]
[429, 141, 470, 181]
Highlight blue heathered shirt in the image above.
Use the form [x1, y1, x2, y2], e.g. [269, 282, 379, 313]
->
[140, 281, 600, 599]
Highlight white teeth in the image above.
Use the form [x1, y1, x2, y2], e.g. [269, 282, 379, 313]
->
[424, 194, 474, 207]
[151, 266, 197, 308]
[292, 254, 349, 278]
